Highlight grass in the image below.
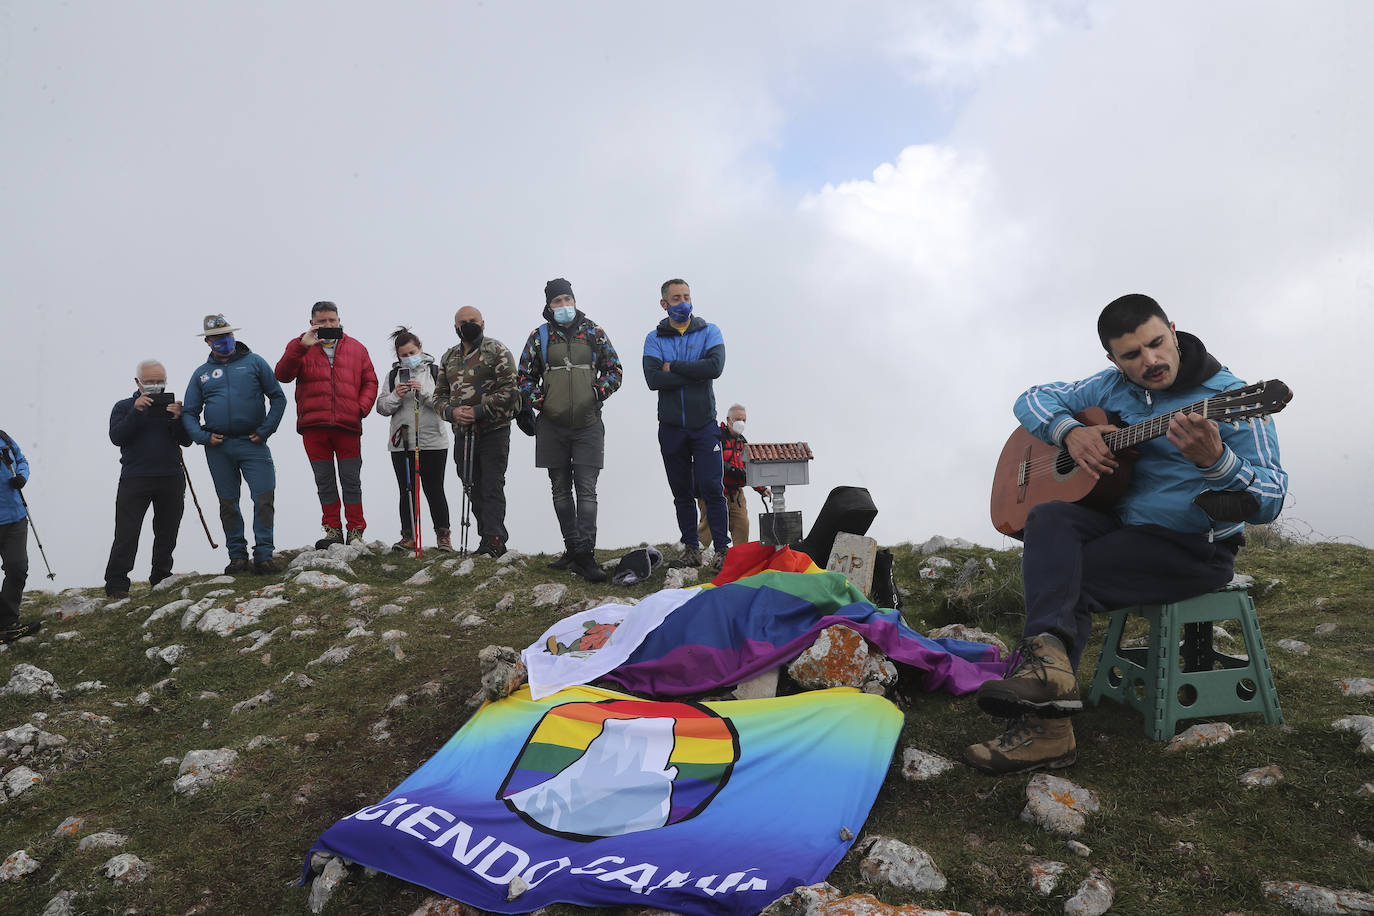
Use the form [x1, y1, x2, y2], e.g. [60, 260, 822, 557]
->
[1, 537, 1372, 915]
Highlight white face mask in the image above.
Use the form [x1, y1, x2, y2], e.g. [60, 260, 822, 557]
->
[141, 383, 166, 395]
[731, 420, 746, 435]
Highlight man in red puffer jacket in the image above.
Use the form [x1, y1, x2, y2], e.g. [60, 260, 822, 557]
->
[275, 301, 379, 547]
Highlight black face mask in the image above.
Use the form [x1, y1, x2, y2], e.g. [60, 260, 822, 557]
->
[457, 322, 483, 343]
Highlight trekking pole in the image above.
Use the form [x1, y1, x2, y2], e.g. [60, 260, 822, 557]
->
[458, 426, 474, 557]
[0, 450, 55, 580]
[179, 454, 219, 548]
[413, 393, 423, 559]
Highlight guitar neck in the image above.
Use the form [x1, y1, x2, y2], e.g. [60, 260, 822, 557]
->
[1101, 396, 1213, 451]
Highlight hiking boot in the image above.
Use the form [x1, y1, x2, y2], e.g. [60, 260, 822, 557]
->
[434, 529, 453, 552]
[105, 586, 130, 600]
[0, 621, 42, 644]
[253, 558, 281, 575]
[975, 633, 1082, 719]
[475, 536, 507, 559]
[346, 528, 366, 546]
[545, 551, 575, 570]
[712, 547, 729, 571]
[224, 557, 252, 575]
[570, 551, 608, 583]
[676, 545, 702, 568]
[963, 715, 1077, 775]
[315, 527, 344, 549]
[392, 536, 417, 553]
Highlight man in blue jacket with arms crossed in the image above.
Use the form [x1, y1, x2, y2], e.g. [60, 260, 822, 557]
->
[965, 293, 1287, 775]
[643, 278, 730, 569]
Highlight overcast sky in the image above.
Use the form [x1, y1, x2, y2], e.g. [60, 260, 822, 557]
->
[2, 1, 1369, 592]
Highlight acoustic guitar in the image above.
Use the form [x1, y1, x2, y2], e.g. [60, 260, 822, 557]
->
[989, 379, 1292, 539]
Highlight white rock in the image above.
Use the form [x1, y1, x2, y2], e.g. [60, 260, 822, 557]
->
[102, 852, 150, 884]
[1337, 678, 1374, 698]
[451, 558, 476, 577]
[173, 748, 238, 796]
[856, 836, 947, 892]
[294, 570, 348, 589]
[230, 689, 274, 714]
[0, 849, 40, 881]
[531, 583, 568, 607]
[732, 667, 780, 700]
[200, 575, 236, 586]
[494, 592, 515, 612]
[402, 566, 435, 586]
[1164, 722, 1244, 752]
[1333, 715, 1374, 754]
[664, 567, 700, 589]
[1240, 764, 1285, 788]
[375, 604, 403, 616]
[307, 645, 355, 667]
[155, 645, 188, 666]
[0, 723, 66, 755]
[1228, 573, 1255, 589]
[1262, 880, 1374, 914]
[203, 588, 234, 598]
[45, 595, 103, 619]
[70, 680, 106, 694]
[925, 556, 955, 568]
[900, 747, 957, 781]
[346, 626, 374, 639]
[152, 572, 198, 591]
[77, 831, 128, 851]
[1, 663, 59, 699]
[916, 535, 975, 554]
[421, 607, 440, 618]
[1064, 871, 1115, 915]
[507, 874, 530, 901]
[52, 631, 81, 642]
[1026, 857, 1067, 895]
[381, 629, 407, 642]
[39, 890, 77, 914]
[326, 541, 368, 562]
[926, 624, 1010, 653]
[3, 766, 43, 798]
[52, 816, 86, 836]
[308, 857, 349, 913]
[143, 598, 193, 627]
[1276, 638, 1311, 656]
[194, 596, 288, 637]
[1020, 773, 1101, 837]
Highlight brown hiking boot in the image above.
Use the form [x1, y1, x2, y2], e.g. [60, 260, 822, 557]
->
[676, 545, 702, 568]
[963, 715, 1077, 775]
[975, 633, 1082, 719]
[434, 529, 453, 552]
[392, 536, 417, 553]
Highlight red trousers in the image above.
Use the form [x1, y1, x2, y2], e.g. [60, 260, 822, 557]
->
[302, 427, 365, 531]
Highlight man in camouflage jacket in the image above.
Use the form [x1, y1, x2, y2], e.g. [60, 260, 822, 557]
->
[434, 306, 520, 557]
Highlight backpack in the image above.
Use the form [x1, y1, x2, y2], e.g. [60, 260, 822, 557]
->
[514, 325, 551, 437]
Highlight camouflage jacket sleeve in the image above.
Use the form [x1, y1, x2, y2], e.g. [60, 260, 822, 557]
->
[477, 340, 520, 423]
[591, 324, 623, 401]
[516, 329, 545, 410]
[433, 345, 458, 421]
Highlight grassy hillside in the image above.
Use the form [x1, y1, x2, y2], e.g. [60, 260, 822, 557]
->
[1, 535, 1372, 914]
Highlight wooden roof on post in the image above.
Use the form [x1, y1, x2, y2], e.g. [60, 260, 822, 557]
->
[744, 442, 814, 462]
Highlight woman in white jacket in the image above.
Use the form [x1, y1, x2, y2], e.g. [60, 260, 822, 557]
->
[376, 327, 451, 551]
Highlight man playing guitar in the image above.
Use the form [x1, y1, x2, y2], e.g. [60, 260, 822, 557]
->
[966, 294, 1288, 774]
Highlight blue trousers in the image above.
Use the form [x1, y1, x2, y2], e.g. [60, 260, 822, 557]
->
[1021, 501, 1238, 670]
[658, 422, 728, 550]
[204, 438, 276, 562]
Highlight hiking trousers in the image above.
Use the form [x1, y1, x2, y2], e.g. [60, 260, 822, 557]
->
[455, 425, 511, 544]
[303, 427, 365, 533]
[1021, 501, 1239, 670]
[205, 437, 276, 562]
[659, 421, 728, 550]
[391, 448, 450, 539]
[698, 488, 749, 548]
[0, 518, 28, 628]
[104, 474, 185, 593]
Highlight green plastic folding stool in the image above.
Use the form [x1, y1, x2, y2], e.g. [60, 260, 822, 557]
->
[1087, 586, 1283, 740]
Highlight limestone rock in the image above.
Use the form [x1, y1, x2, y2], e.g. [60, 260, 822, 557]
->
[494, 592, 515, 613]
[294, 570, 348, 589]
[308, 856, 349, 913]
[1240, 764, 1285, 789]
[926, 624, 1010, 653]
[759, 881, 843, 916]
[4, 765, 42, 798]
[346, 626, 374, 639]
[827, 533, 879, 595]
[1315, 622, 1338, 635]
[145, 644, 187, 666]
[102, 852, 150, 884]
[531, 583, 568, 607]
[40, 890, 78, 915]
[451, 558, 476, 577]
[857, 836, 947, 892]
[456, 613, 486, 628]
[1276, 638, 1311, 656]
[71, 680, 106, 694]
[403, 566, 435, 586]
[1027, 857, 1067, 895]
[1066, 840, 1092, 858]
[1337, 678, 1374, 697]
[916, 535, 974, 554]
[307, 645, 355, 668]
[665, 566, 700, 589]
[1020, 773, 1101, 838]
[77, 831, 128, 851]
[2, 663, 60, 699]
[733, 667, 780, 700]
[1164, 722, 1243, 752]
[408, 896, 469, 916]
[0, 849, 40, 881]
[900, 747, 957, 782]
[45, 595, 103, 619]
[1, 723, 66, 756]
[152, 572, 198, 591]
[52, 816, 86, 836]
[143, 598, 193, 627]
[1262, 880, 1374, 914]
[173, 748, 238, 796]
[1333, 716, 1374, 754]
[231, 689, 274, 715]
[1064, 871, 1115, 915]
[194, 596, 288, 637]
[479, 645, 528, 700]
[788, 625, 869, 689]
[818, 892, 969, 916]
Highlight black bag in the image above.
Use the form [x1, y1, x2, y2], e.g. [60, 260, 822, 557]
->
[515, 399, 537, 437]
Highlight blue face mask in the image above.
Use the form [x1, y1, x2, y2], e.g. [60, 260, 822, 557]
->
[552, 305, 577, 325]
[210, 335, 236, 356]
[401, 353, 424, 370]
[667, 302, 692, 323]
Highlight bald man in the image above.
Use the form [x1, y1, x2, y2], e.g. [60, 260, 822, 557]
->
[434, 306, 520, 557]
[104, 359, 192, 598]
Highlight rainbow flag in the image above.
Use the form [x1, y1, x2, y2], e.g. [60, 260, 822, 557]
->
[600, 570, 1005, 697]
[304, 684, 902, 916]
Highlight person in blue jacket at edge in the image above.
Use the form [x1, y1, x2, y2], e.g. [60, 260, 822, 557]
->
[642, 278, 731, 571]
[965, 293, 1287, 775]
[0, 428, 40, 644]
[182, 314, 288, 576]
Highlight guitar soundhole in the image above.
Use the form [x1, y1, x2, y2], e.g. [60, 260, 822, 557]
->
[1055, 450, 1076, 476]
